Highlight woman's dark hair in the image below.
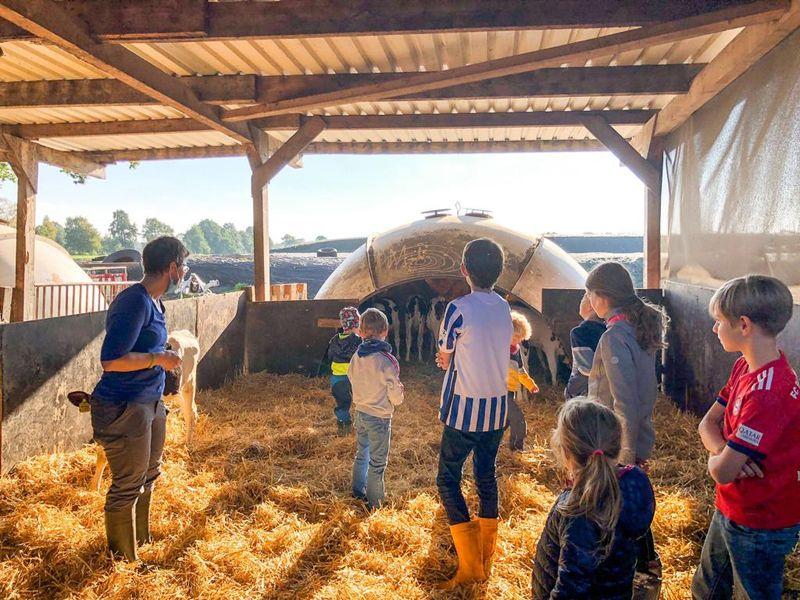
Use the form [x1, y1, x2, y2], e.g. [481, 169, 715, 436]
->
[142, 236, 189, 275]
[462, 238, 504, 289]
[585, 262, 668, 352]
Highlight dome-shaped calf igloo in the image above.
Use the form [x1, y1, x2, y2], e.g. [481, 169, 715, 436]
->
[316, 214, 587, 383]
[315, 214, 586, 313]
[0, 224, 105, 320]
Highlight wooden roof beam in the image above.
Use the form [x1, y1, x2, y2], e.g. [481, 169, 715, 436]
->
[55, 139, 606, 162]
[303, 140, 605, 154]
[15, 110, 656, 139]
[0, 65, 702, 110]
[0, 0, 781, 43]
[222, 1, 790, 120]
[0, 0, 252, 145]
[2, 133, 107, 178]
[256, 65, 705, 104]
[0, 76, 258, 109]
[632, 0, 800, 156]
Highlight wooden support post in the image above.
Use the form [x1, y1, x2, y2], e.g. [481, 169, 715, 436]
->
[2, 137, 39, 322]
[247, 126, 273, 303]
[643, 148, 664, 289]
[246, 119, 325, 302]
[250, 182, 270, 302]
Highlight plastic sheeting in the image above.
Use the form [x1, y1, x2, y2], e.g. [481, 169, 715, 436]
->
[663, 29, 800, 302]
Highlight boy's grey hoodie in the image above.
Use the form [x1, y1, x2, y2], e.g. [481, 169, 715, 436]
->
[588, 318, 657, 465]
[348, 339, 404, 419]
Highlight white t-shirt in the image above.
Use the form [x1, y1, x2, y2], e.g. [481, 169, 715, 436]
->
[438, 290, 513, 432]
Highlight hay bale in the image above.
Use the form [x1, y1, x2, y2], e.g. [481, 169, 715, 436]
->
[0, 365, 797, 599]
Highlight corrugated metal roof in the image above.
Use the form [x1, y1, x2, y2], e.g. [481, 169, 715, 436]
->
[36, 131, 236, 153]
[121, 29, 740, 77]
[0, 21, 744, 153]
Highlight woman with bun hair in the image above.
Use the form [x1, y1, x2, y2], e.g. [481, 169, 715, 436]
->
[91, 236, 188, 561]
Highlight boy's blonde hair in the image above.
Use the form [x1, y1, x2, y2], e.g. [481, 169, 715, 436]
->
[551, 398, 622, 557]
[360, 308, 389, 338]
[709, 275, 793, 337]
[510, 311, 532, 340]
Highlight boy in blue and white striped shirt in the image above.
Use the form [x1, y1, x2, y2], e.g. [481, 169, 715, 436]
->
[434, 238, 513, 589]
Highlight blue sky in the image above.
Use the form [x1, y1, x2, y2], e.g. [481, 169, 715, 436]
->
[3, 151, 645, 241]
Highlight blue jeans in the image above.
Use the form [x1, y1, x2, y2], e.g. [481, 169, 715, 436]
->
[692, 510, 800, 600]
[436, 425, 505, 525]
[330, 376, 352, 424]
[351, 411, 392, 510]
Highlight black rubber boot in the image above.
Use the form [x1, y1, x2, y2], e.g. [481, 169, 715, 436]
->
[105, 506, 138, 561]
[135, 490, 152, 546]
[337, 421, 352, 436]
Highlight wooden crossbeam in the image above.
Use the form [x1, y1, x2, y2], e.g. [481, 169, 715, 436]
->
[0, 76, 257, 109]
[631, 1, 800, 156]
[63, 139, 605, 162]
[222, 1, 789, 120]
[581, 115, 660, 191]
[254, 65, 704, 104]
[97, 145, 246, 162]
[252, 117, 326, 189]
[2, 132, 107, 178]
[0, 66, 702, 110]
[0, 0, 252, 145]
[15, 110, 656, 139]
[0, 0, 779, 42]
[303, 140, 604, 154]
[12, 119, 210, 139]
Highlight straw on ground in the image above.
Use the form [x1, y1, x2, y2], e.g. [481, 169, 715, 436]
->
[1, 365, 797, 599]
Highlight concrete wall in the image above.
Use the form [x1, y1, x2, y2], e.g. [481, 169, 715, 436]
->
[0, 291, 246, 473]
[246, 299, 357, 375]
[664, 281, 800, 414]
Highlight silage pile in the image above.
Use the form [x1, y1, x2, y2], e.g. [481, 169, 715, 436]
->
[0, 366, 797, 599]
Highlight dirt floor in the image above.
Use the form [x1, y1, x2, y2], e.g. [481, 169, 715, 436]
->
[0, 366, 797, 599]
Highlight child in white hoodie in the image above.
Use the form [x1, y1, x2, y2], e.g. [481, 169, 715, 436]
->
[348, 308, 404, 509]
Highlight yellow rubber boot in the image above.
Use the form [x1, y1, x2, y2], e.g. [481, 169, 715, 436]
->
[437, 520, 486, 589]
[478, 517, 499, 576]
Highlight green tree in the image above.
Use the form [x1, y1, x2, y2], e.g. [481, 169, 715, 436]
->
[142, 217, 174, 242]
[182, 224, 211, 254]
[240, 226, 254, 253]
[107, 209, 138, 248]
[315, 235, 327, 241]
[280, 233, 303, 247]
[64, 216, 102, 255]
[195, 219, 243, 254]
[36, 216, 65, 244]
[0, 163, 16, 186]
[222, 222, 245, 254]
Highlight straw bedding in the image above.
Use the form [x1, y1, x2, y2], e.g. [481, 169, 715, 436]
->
[0, 365, 797, 599]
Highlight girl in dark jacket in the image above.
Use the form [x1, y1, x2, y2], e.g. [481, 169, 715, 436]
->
[532, 399, 655, 599]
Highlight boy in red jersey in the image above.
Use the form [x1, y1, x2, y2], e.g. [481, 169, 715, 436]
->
[693, 275, 800, 600]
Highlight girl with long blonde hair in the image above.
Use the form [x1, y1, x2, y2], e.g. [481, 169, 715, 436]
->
[531, 399, 655, 599]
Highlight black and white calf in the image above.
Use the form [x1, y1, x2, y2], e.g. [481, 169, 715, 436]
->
[514, 306, 566, 385]
[364, 297, 401, 356]
[404, 295, 430, 362]
[426, 296, 447, 352]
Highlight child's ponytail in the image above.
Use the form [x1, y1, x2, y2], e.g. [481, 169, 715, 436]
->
[552, 399, 623, 556]
[585, 262, 669, 352]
